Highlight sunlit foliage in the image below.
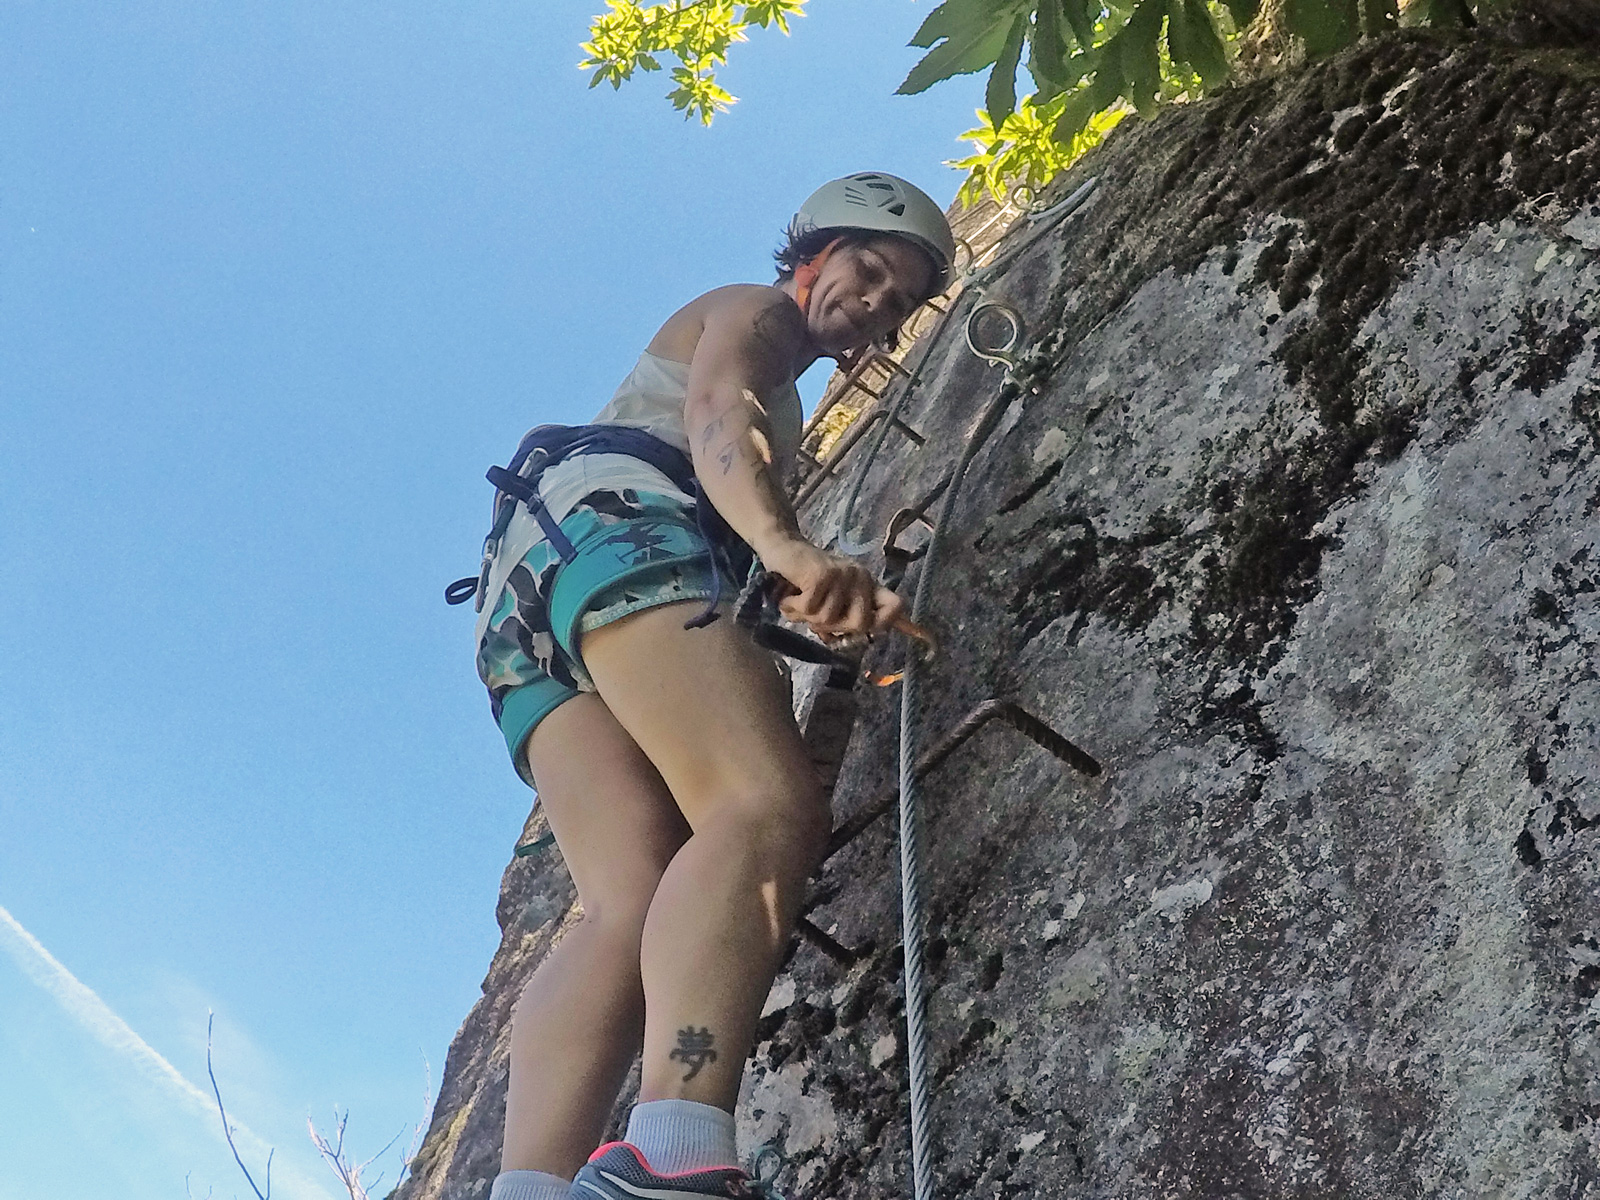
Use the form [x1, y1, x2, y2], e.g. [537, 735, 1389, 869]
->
[583, 0, 1483, 198]
[579, 0, 806, 124]
[949, 94, 1131, 205]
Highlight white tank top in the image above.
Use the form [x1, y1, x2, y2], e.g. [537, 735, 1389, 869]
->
[592, 350, 804, 467]
[475, 351, 805, 641]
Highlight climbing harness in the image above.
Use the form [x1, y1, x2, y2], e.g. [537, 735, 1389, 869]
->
[454, 427, 936, 866]
[443, 423, 748, 630]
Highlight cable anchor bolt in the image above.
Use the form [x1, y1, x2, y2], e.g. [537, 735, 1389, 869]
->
[965, 299, 1025, 373]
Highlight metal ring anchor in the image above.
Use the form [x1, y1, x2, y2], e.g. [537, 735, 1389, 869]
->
[950, 235, 976, 278]
[1009, 183, 1038, 212]
[964, 299, 1025, 371]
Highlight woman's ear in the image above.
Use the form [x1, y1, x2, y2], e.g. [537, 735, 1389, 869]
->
[875, 329, 900, 354]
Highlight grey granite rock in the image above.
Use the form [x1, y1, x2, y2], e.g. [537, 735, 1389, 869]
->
[395, 31, 1600, 1200]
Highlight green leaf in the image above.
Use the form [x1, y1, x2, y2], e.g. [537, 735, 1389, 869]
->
[1167, 0, 1229, 87]
[986, 14, 1028, 127]
[1363, 0, 1399, 32]
[1219, 0, 1261, 28]
[898, 9, 1020, 93]
[1407, 0, 1471, 22]
[909, 0, 1021, 49]
[742, 0, 805, 33]
[1284, 0, 1359, 56]
[1059, 0, 1098, 48]
[1052, 57, 1122, 141]
[666, 63, 735, 123]
[1029, 0, 1071, 92]
[1114, 0, 1166, 116]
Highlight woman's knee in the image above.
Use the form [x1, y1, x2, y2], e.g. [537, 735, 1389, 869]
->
[705, 776, 831, 877]
[575, 877, 665, 941]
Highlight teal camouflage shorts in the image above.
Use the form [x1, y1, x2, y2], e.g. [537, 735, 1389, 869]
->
[475, 486, 734, 785]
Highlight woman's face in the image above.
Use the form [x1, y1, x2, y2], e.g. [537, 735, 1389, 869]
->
[807, 236, 938, 354]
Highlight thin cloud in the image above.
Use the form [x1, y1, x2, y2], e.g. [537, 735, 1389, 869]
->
[0, 903, 338, 1200]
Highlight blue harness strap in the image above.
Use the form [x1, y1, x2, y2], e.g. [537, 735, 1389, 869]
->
[445, 423, 749, 629]
[484, 462, 579, 560]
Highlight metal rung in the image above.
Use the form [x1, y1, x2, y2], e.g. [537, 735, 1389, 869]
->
[795, 700, 1100, 964]
[794, 405, 928, 507]
[825, 700, 1100, 860]
[796, 917, 859, 965]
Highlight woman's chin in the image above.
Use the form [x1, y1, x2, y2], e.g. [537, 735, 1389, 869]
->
[820, 327, 872, 358]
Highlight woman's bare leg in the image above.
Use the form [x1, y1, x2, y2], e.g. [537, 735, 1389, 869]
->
[501, 693, 691, 1178]
[581, 604, 830, 1113]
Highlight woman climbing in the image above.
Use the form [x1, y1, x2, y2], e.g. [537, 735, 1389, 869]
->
[467, 173, 955, 1200]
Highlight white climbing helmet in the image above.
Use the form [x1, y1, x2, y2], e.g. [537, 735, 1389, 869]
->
[794, 172, 956, 292]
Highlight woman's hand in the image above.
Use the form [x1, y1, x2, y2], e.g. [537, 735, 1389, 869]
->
[758, 538, 904, 638]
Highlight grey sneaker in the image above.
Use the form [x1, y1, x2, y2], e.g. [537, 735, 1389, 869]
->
[570, 1142, 773, 1200]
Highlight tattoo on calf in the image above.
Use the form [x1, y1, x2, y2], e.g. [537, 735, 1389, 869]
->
[669, 1026, 719, 1082]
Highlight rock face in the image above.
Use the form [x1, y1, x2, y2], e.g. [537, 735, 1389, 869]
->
[395, 31, 1600, 1200]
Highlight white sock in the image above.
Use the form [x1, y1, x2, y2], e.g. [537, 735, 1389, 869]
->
[624, 1098, 738, 1174]
[489, 1169, 571, 1200]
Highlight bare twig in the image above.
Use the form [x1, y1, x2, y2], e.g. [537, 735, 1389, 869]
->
[299, 1049, 439, 1199]
[399, 1054, 434, 1183]
[205, 1011, 272, 1200]
[309, 1108, 412, 1200]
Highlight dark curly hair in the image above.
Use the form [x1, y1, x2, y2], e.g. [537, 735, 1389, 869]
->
[772, 222, 938, 351]
[772, 221, 861, 281]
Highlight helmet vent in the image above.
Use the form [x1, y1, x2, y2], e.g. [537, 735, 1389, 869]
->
[888, 202, 905, 216]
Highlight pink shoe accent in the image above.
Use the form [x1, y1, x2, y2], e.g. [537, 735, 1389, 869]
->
[584, 1141, 744, 1179]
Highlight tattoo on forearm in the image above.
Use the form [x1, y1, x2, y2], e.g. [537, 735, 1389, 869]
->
[699, 415, 726, 451]
[697, 388, 800, 538]
[669, 1026, 718, 1082]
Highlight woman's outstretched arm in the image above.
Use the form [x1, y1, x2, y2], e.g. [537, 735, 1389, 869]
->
[682, 287, 901, 636]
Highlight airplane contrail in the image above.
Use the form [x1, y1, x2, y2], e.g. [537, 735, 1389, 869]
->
[0, 903, 338, 1200]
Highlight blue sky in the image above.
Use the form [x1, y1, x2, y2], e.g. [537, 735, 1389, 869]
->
[0, 3, 984, 1197]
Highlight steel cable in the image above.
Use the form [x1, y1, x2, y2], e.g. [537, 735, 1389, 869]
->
[898, 367, 1022, 1200]
[828, 178, 1096, 1200]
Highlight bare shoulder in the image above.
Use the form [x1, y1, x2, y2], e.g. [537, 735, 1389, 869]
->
[648, 284, 804, 363]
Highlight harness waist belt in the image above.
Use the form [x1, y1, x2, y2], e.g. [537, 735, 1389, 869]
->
[446, 423, 749, 629]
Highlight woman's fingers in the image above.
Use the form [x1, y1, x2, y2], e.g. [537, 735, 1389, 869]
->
[813, 575, 849, 627]
[766, 552, 898, 638]
[774, 572, 870, 635]
[872, 585, 906, 632]
[837, 589, 871, 635]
